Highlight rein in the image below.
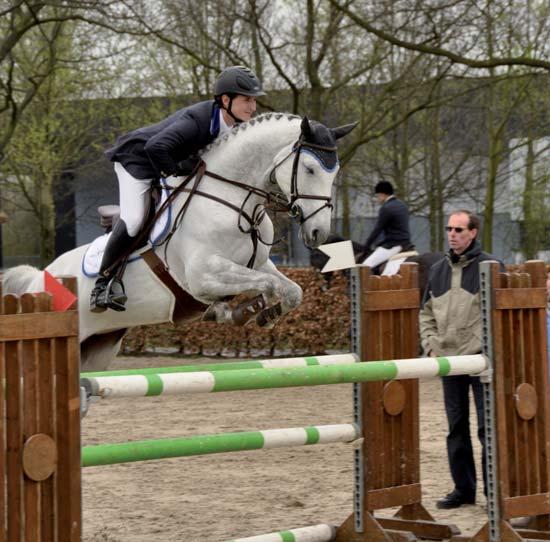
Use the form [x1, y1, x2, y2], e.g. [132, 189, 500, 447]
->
[158, 164, 289, 270]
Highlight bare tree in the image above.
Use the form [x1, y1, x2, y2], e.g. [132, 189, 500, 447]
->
[329, 0, 550, 71]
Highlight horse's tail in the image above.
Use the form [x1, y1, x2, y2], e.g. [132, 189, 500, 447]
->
[2, 265, 43, 295]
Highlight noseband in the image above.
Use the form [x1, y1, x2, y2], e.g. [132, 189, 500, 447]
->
[269, 136, 336, 224]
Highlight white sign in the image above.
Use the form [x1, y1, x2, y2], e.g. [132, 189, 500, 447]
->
[319, 241, 357, 273]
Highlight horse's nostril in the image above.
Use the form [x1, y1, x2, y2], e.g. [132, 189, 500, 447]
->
[311, 229, 319, 242]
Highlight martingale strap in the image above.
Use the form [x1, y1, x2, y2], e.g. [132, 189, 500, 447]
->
[171, 185, 262, 269]
[141, 249, 208, 323]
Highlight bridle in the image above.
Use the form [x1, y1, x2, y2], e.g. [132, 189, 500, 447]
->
[268, 136, 336, 223]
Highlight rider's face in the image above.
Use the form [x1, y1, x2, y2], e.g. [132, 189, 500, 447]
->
[375, 193, 387, 205]
[221, 94, 257, 124]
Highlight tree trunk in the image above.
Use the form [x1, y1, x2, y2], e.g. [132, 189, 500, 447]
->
[521, 138, 539, 259]
[429, 102, 444, 251]
[341, 175, 350, 238]
[483, 98, 502, 253]
[39, 177, 56, 266]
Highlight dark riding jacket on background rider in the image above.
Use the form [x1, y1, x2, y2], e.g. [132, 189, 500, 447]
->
[105, 100, 219, 179]
[364, 196, 411, 252]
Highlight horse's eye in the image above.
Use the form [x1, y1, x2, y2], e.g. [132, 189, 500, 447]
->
[305, 165, 314, 175]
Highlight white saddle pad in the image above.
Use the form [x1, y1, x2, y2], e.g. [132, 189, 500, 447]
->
[381, 257, 407, 276]
[382, 250, 419, 275]
[82, 185, 172, 278]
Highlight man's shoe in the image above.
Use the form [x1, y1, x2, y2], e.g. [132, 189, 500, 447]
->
[436, 490, 475, 509]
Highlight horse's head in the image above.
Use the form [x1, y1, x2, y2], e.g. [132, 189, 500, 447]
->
[270, 117, 357, 248]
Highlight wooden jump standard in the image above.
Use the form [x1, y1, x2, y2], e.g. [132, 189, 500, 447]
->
[0, 277, 81, 542]
[335, 263, 459, 542]
[335, 261, 550, 542]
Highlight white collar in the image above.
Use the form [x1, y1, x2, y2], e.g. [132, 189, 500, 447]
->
[218, 109, 232, 135]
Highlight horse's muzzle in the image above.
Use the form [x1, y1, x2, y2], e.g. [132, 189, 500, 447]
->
[300, 227, 328, 249]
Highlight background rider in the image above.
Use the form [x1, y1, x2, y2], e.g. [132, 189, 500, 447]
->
[360, 181, 412, 271]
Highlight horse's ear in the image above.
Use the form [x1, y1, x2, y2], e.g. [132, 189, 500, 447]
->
[301, 116, 312, 138]
[331, 121, 359, 140]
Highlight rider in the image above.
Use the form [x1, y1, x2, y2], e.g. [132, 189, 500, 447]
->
[90, 65, 266, 312]
[360, 180, 412, 270]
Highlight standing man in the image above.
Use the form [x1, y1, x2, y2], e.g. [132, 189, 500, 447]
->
[360, 181, 412, 270]
[90, 65, 265, 313]
[420, 209, 503, 509]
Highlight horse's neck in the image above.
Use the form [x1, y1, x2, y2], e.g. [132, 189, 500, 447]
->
[201, 118, 301, 189]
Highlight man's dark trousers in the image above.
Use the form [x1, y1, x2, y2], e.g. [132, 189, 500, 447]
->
[441, 373, 487, 501]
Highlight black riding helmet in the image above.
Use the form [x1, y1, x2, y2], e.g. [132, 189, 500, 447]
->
[214, 65, 265, 123]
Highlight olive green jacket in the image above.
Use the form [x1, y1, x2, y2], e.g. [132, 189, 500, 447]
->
[419, 242, 502, 357]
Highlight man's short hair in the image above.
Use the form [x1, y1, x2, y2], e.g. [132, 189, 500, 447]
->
[449, 209, 480, 231]
[374, 181, 394, 195]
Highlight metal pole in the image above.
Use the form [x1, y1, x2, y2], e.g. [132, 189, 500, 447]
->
[350, 267, 364, 533]
[479, 261, 500, 542]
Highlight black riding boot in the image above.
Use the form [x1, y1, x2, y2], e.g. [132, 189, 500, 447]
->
[90, 219, 134, 313]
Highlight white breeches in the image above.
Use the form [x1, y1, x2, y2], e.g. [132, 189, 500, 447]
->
[360, 245, 402, 269]
[114, 162, 153, 237]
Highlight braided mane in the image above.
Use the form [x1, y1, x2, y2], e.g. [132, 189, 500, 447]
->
[199, 112, 301, 155]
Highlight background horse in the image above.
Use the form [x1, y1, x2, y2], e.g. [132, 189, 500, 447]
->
[3, 114, 356, 372]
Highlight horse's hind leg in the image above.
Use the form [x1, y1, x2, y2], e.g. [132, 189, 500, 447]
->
[80, 329, 127, 372]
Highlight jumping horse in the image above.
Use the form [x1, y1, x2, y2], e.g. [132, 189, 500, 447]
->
[3, 113, 356, 372]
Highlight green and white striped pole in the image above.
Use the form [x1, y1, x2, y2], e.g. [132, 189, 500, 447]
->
[226, 524, 336, 542]
[82, 423, 359, 467]
[81, 353, 358, 378]
[82, 355, 487, 399]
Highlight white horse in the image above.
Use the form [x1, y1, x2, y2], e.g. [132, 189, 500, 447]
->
[3, 113, 356, 372]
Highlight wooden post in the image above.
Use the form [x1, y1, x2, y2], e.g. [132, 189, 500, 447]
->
[0, 277, 81, 542]
[458, 261, 550, 542]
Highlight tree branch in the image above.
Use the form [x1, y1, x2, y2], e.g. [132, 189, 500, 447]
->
[329, 0, 550, 71]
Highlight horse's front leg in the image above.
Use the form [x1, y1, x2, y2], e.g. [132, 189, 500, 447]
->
[187, 256, 302, 325]
[252, 259, 303, 327]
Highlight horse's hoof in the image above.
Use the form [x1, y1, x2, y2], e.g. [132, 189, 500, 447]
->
[256, 303, 282, 327]
[202, 303, 218, 322]
[202, 302, 233, 324]
[231, 294, 267, 326]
